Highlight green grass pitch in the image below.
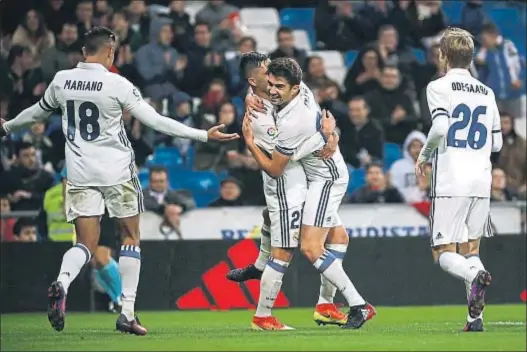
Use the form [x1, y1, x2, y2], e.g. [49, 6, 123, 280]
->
[1, 305, 525, 351]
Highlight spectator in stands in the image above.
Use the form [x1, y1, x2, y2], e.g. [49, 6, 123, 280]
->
[461, 0, 487, 38]
[225, 36, 257, 97]
[0, 194, 16, 242]
[75, 0, 95, 38]
[3, 45, 46, 118]
[343, 45, 383, 100]
[314, 0, 363, 50]
[40, 22, 81, 83]
[210, 176, 245, 207]
[355, 0, 392, 44]
[168, 0, 193, 53]
[94, 0, 114, 28]
[211, 8, 245, 52]
[122, 110, 153, 168]
[112, 11, 142, 84]
[182, 22, 229, 97]
[416, 43, 441, 102]
[134, 18, 186, 104]
[339, 96, 384, 169]
[41, 0, 69, 36]
[21, 122, 61, 173]
[195, 0, 239, 29]
[316, 80, 348, 127]
[196, 79, 230, 122]
[11, 9, 55, 68]
[303, 55, 335, 91]
[3, 142, 53, 212]
[143, 167, 196, 240]
[157, 91, 195, 157]
[476, 22, 525, 119]
[365, 65, 417, 145]
[195, 100, 240, 171]
[42, 170, 74, 242]
[491, 167, 519, 202]
[372, 25, 415, 78]
[348, 161, 404, 204]
[12, 217, 38, 242]
[126, 0, 151, 44]
[227, 147, 266, 205]
[389, 0, 446, 49]
[492, 112, 527, 198]
[389, 131, 429, 203]
[269, 27, 308, 70]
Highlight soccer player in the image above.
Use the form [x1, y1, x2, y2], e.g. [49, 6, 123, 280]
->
[242, 58, 376, 329]
[230, 52, 348, 330]
[0, 27, 238, 335]
[415, 27, 502, 332]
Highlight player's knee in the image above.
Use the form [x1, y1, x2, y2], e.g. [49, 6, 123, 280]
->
[262, 208, 270, 226]
[300, 242, 322, 262]
[271, 247, 293, 262]
[432, 244, 456, 264]
[326, 226, 349, 245]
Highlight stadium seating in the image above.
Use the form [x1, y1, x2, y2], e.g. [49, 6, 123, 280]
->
[240, 8, 280, 28]
[146, 147, 185, 169]
[412, 48, 426, 64]
[383, 143, 403, 169]
[347, 167, 366, 195]
[309, 50, 347, 87]
[137, 167, 150, 189]
[344, 50, 358, 67]
[244, 27, 278, 53]
[170, 169, 221, 207]
[293, 29, 312, 51]
[279, 8, 316, 47]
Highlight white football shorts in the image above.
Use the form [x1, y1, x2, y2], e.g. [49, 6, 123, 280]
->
[429, 196, 493, 247]
[302, 180, 346, 228]
[65, 176, 144, 222]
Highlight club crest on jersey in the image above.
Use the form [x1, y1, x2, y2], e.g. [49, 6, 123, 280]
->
[267, 127, 277, 138]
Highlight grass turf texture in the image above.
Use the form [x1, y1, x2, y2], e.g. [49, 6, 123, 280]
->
[1, 305, 525, 351]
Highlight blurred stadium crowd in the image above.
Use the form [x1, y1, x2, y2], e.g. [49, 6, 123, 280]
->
[0, 0, 526, 242]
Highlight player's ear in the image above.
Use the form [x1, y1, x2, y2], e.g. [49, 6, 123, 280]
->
[291, 84, 300, 95]
[81, 46, 87, 58]
[247, 77, 256, 87]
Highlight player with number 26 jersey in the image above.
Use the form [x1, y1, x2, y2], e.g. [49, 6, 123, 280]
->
[426, 69, 501, 198]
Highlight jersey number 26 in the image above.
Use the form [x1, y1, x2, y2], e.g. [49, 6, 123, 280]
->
[66, 100, 100, 142]
[447, 103, 487, 150]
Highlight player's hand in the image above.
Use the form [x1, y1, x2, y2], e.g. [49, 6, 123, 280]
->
[320, 109, 336, 138]
[207, 124, 239, 142]
[415, 159, 426, 177]
[320, 133, 339, 159]
[241, 112, 254, 144]
[245, 94, 266, 116]
[512, 80, 522, 89]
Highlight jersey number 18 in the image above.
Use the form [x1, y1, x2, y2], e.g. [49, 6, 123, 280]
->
[66, 100, 100, 142]
[447, 103, 487, 150]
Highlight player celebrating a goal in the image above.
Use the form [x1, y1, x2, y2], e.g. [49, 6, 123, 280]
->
[0, 27, 238, 335]
[415, 27, 503, 332]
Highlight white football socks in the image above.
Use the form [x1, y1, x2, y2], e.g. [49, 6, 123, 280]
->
[254, 225, 271, 271]
[318, 243, 347, 304]
[57, 243, 92, 293]
[255, 257, 288, 317]
[119, 245, 141, 321]
[314, 249, 365, 307]
[465, 254, 485, 322]
[438, 251, 479, 283]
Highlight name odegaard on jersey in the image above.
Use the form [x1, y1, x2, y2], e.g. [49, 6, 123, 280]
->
[451, 81, 488, 95]
[64, 80, 103, 91]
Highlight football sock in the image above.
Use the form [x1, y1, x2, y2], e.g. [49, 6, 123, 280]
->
[465, 254, 485, 322]
[254, 225, 271, 271]
[96, 257, 122, 303]
[318, 243, 347, 304]
[438, 251, 479, 283]
[57, 243, 92, 293]
[255, 257, 289, 317]
[314, 249, 365, 307]
[119, 245, 141, 321]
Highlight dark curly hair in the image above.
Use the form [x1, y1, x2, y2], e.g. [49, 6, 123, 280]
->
[267, 57, 302, 86]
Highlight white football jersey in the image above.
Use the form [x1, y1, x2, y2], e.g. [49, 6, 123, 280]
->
[39, 62, 141, 187]
[274, 84, 348, 184]
[251, 96, 307, 210]
[427, 68, 501, 198]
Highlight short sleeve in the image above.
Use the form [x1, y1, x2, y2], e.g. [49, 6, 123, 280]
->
[426, 81, 450, 121]
[38, 81, 60, 112]
[115, 77, 143, 111]
[491, 100, 501, 133]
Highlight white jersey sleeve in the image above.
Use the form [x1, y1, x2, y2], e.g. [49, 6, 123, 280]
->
[491, 102, 503, 152]
[3, 80, 59, 133]
[418, 81, 449, 161]
[115, 77, 208, 142]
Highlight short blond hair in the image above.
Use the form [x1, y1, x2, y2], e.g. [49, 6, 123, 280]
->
[439, 27, 474, 69]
